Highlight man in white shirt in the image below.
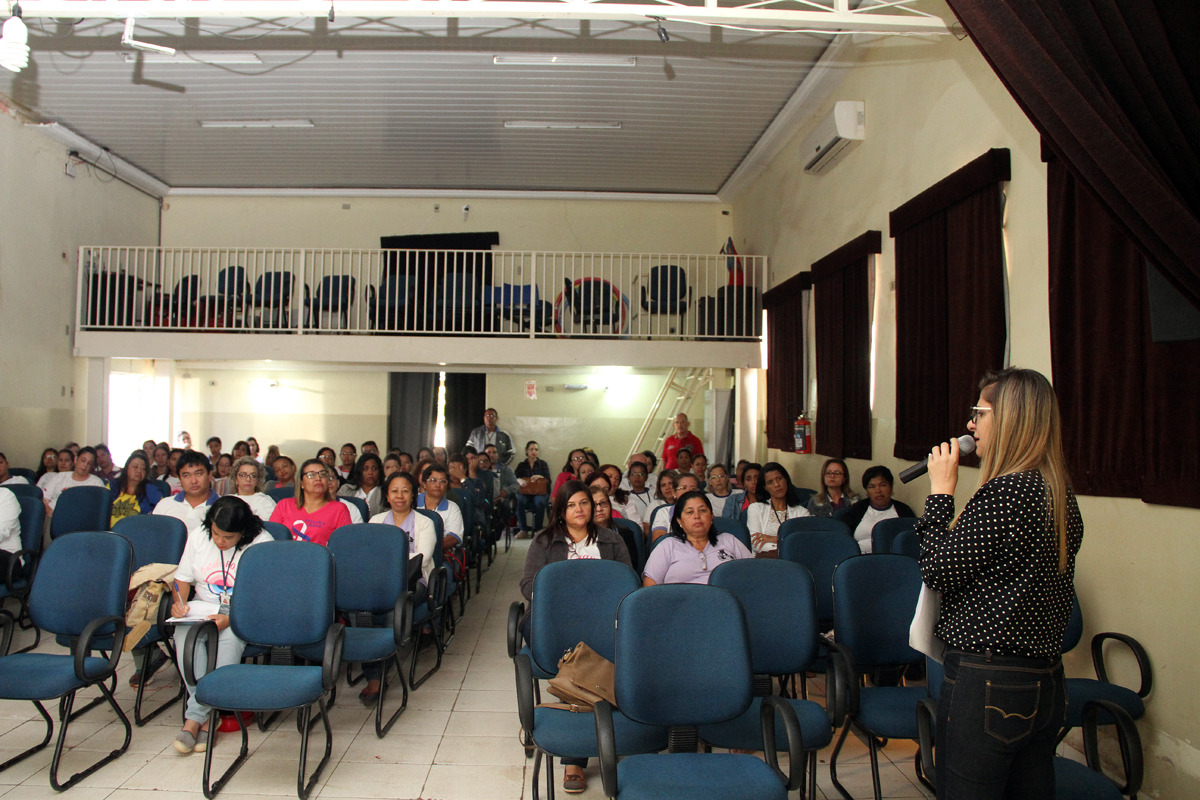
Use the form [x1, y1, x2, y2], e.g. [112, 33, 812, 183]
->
[153, 451, 219, 536]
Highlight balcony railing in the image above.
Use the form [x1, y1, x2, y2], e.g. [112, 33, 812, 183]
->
[76, 246, 765, 341]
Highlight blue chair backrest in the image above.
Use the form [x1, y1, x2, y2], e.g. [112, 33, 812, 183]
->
[265, 486, 294, 504]
[1062, 595, 1083, 653]
[709, 558, 819, 674]
[2, 483, 42, 501]
[610, 517, 645, 572]
[327, 523, 409, 614]
[777, 516, 851, 546]
[647, 264, 688, 311]
[152, 479, 172, 497]
[173, 275, 201, 304]
[318, 275, 356, 310]
[529, 559, 640, 673]
[112, 515, 187, 569]
[712, 516, 751, 551]
[778, 527, 859, 623]
[342, 496, 369, 521]
[230, 541, 334, 647]
[15, 495, 46, 554]
[8, 467, 37, 482]
[30, 531, 133, 637]
[892, 528, 920, 558]
[254, 271, 293, 305]
[872, 517, 917, 555]
[262, 520, 293, 542]
[217, 266, 248, 300]
[50, 486, 113, 539]
[832, 554, 923, 667]
[614, 584, 751, 727]
[415, 508, 445, 567]
[378, 271, 412, 308]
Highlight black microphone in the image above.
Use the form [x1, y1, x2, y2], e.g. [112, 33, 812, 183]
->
[898, 434, 977, 484]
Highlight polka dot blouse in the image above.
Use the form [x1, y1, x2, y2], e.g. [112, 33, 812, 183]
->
[916, 470, 1084, 659]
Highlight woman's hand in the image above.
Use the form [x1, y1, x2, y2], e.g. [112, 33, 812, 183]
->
[751, 532, 777, 548]
[208, 614, 230, 631]
[171, 601, 190, 618]
[927, 437, 960, 496]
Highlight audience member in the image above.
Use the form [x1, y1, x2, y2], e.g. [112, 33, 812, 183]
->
[269, 458, 351, 546]
[228, 456, 277, 521]
[466, 408, 514, 465]
[64, 442, 81, 455]
[651, 472, 700, 539]
[206, 437, 223, 463]
[212, 453, 234, 495]
[398, 451, 415, 474]
[231, 441, 250, 461]
[642, 490, 751, 586]
[152, 450, 219, 536]
[416, 446, 434, 464]
[722, 462, 760, 520]
[110, 452, 164, 526]
[0, 452, 29, 486]
[842, 466, 917, 553]
[317, 447, 338, 474]
[271, 456, 296, 489]
[576, 460, 596, 485]
[485, 444, 519, 511]
[177, 431, 193, 450]
[265, 444, 281, 467]
[0, 483, 21, 575]
[336, 443, 357, 481]
[360, 440, 379, 456]
[431, 446, 448, 465]
[382, 453, 403, 479]
[417, 463, 463, 544]
[93, 444, 120, 482]
[150, 444, 171, 482]
[733, 459, 749, 489]
[704, 463, 735, 516]
[246, 437, 262, 463]
[747, 462, 809, 555]
[553, 448, 588, 496]
[514, 440, 550, 538]
[624, 461, 654, 521]
[662, 413, 704, 470]
[35, 447, 57, 482]
[654, 469, 679, 506]
[691, 453, 708, 490]
[675, 446, 695, 477]
[142, 439, 158, 464]
[165, 448, 185, 494]
[599, 464, 642, 532]
[41, 446, 106, 511]
[337, 452, 385, 517]
[807, 458, 859, 518]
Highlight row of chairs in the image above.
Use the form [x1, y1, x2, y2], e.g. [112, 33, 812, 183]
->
[509, 553, 1149, 800]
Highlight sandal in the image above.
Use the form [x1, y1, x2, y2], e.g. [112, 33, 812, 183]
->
[172, 729, 196, 754]
[563, 769, 586, 794]
[194, 729, 210, 753]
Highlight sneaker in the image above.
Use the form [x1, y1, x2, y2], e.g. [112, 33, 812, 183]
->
[173, 730, 196, 754]
[130, 650, 170, 689]
[194, 730, 209, 753]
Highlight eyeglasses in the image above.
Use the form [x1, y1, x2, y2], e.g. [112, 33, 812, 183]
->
[571, 455, 586, 462]
[302, 470, 328, 480]
[824, 470, 845, 477]
[425, 477, 448, 486]
[236, 471, 258, 480]
[968, 406, 992, 424]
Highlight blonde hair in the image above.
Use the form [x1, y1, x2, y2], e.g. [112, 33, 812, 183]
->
[230, 455, 266, 494]
[972, 368, 1072, 573]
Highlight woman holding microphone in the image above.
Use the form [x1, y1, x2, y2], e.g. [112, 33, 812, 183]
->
[917, 368, 1083, 799]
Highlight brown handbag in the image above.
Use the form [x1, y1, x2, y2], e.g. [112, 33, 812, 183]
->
[520, 475, 549, 496]
[539, 641, 617, 712]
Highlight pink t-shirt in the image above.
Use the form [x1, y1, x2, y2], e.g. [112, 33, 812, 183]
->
[269, 498, 351, 547]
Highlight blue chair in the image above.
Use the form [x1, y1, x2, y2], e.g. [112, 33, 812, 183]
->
[112, 515, 189, 725]
[182, 540, 343, 800]
[262, 520, 293, 542]
[412, 509, 451, 689]
[152, 479, 172, 497]
[777, 515, 852, 547]
[699, 559, 833, 800]
[514, 560, 666, 800]
[870, 517, 916, 555]
[265, 486, 294, 504]
[825, 554, 926, 800]
[892, 528, 920, 558]
[215, 266, 250, 327]
[0, 531, 134, 790]
[304, 523, 413, 737]
[610, 517, 646, 573]
[7, 468, 37, 483]
[778, 524, 859, 629]
[594, 584, 804, 800]
[1, 483, 41, 501]
[1, 495, 46, 652]
[341, 496, 369, 522]
[251, 271, 295, 328]
[639, 264, 691, 334]
[1061, 596, 1151, 741]
[310, 275, 356, 330]
[712, 516, 751, 551]
[369, 270, 428, 331]
[50, 486, 113, 540]
[916, 695, 1142, 800]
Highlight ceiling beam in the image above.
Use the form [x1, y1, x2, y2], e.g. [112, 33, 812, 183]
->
[16, 1, 949, 33]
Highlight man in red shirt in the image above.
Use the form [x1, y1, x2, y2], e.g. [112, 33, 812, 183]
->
[662, 413, 704, 470]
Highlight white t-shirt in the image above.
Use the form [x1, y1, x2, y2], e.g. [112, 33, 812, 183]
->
[854, 505, 900, 553]
[232, 492, 277, 521]
[0, 489, 21, 553]
[42, 472, 107, 510]
[745, 501, 810, 554]
[566, 539, 602, 560]
[611, 496, 643, 527]
[1, 475, 30, 486]
[649, 505, 673, 536]
[175, 528, 274, 605]
[153, 491, 219, 537]
[706, 492, 733, 517]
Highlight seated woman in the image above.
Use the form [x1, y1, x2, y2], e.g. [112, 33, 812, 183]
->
[841, 465, 917, 553]
[722, 462, 761, 521]
[515, 440, 551, 538]
[417, 464, 464, 545]
[806, 458, 860, 518]
[228, 456, 277, 521]
[364, 471, 438, 704]
[211, 453, 234, 495]
[165, 448, 185, 495]
[34, 447, 58, 484]
[598, 464, 644, 533]
[642, 490, 752, 586]
[519, 479, 632, 795]
[0, 452, 29, 487]
[170, 496, 274, 754]
[650, 472, 701, 540]
[337, 452, 385, 517]
[382, 453, 403, 479]
[746, 462, 810, 556]
[268, 458, 351, 546]
[703, 462, 735, 517]
[41, 447, 107, 511]
[93, 444, 120, 482]
[552, 449, 587, 496]
[150, 444, 171, 483]
[109, 452, 164, 527]
[623, 461, 655, 522]
[270, 456, 296, 490]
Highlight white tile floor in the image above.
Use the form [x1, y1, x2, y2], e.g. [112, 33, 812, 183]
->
[0, 539, 937, 800]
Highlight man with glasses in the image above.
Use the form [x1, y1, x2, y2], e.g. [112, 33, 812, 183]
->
[465, 408, 515, 466]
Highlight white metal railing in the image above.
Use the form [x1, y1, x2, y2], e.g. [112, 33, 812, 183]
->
[76, 246, 765, 341]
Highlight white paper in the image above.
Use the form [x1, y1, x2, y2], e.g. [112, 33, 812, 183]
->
[167, 600, 221, 624]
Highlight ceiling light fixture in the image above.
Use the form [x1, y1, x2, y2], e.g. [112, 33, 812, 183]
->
[122, 17, 176, 56]
[120, 51, 262, 64]
[650, 16, 670, 42]
[0, 5, 29, 73]
[493, 54, 637, 68]
[199, 119, 315, 128]
[504, 120, 622, 130]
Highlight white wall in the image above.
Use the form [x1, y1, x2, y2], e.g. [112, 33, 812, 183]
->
[0, 110, 160, 468]
[730, 25, 1200, 798]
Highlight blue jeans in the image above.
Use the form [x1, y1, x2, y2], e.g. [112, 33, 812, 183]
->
[936, 649, 1065, 800]
[516, 493, 548, 531]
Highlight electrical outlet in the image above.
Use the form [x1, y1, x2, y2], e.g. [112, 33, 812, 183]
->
[65, 160, 76, 178]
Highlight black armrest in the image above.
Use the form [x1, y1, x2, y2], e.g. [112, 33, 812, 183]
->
[74, 614, 127, 682]
[507, 601, 525, 660]
[154, 587, 175, 634]
[916, 697, 937, 790]
[1082, 699, 1142, 797]
[593, 699, 619, 799]
[0, 609, 15, 656]
[761, 695, 804, 791]
[3, 547, 36, 591]
[1091, 631, 1153, 697]
[429, 564, 449, 609]
[823, 635, 858, 723]
[514, 652, 536, 734]
[182, 620, 220, 687]
[392, 591, 414, 650]
[322, 622, 345, 691]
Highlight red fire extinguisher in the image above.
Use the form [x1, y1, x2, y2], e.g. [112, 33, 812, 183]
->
[794, 413, 812, 454]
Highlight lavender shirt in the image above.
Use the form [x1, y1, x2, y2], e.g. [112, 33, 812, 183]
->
[642, 533, 753, 585]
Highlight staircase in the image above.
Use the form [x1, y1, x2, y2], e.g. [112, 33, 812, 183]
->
[626, 367, 713, 465]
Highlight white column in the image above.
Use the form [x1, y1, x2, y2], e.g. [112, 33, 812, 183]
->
[85, 357, 110, 444]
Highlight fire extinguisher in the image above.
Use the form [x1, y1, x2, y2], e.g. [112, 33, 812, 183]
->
[794, 413, 812, 454]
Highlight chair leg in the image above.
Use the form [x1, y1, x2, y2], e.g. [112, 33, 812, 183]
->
[296, 699, 335, 800]
[828, 721, 855, 800]
[203, 707, 251, 799]
[134, 642, 187, 726]
[49, 682, 132, 791]
[0, 700, 52, 773]
[374, 654, 409, 738]
[409, 619, 445, 690]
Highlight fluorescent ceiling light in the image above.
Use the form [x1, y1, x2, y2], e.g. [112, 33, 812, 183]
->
[121, 51, 262, 64]
[199, 119, 315, 128]
[493, 54, 636, 67]
[504, 120, 622, 130]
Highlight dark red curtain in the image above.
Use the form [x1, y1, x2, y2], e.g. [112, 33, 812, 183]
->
[891, 150, 1009, 461]
[812, 231, 879, 461]
[945, 0, 1200, 309]
[763, 271, 812, 451]
[1048, 156, 1200, 508]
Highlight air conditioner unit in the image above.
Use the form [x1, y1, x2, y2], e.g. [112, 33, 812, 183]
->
[801, 100, 865, 175]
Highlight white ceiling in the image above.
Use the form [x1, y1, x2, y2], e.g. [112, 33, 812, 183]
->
[1, 7, 947, 194]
